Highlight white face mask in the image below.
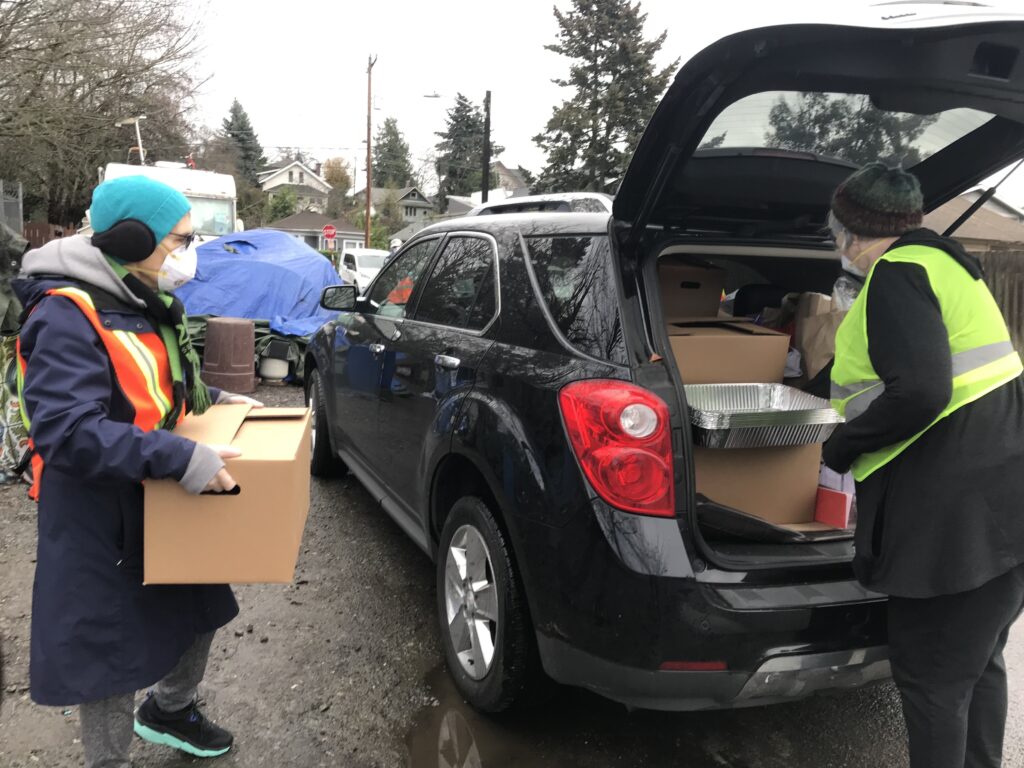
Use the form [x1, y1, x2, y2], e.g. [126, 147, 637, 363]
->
[157, 242, 198, 292]
[841, 252, 867, 278]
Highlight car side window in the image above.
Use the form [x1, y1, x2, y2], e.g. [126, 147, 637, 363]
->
[413, 236, 497, 331]
[525, 235, 627, 365]
[366, 239, 437, 318]
[343, 254, 356, 270]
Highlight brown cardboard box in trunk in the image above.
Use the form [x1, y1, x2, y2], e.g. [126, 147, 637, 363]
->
[144, 404, 311, 584]
[694, 443, 821, 525]
[667, 321, 789, 384]
[659, 260, 726, 322]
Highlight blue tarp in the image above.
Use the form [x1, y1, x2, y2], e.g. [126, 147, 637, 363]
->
[175, 229, 343, 337]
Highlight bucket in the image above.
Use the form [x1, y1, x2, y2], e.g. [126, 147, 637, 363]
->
[201, 317, 256, 393]
[258, 357, 289, 381]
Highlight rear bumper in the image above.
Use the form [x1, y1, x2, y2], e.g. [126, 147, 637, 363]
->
[537, 635, 891, 711]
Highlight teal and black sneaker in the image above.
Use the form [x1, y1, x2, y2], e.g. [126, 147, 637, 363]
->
[134, 693, 233, 758]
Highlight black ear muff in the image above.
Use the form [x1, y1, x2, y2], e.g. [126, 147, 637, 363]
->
[91, 219, 156, 263]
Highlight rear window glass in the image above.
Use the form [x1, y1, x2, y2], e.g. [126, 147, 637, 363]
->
[525, 235, 626, 365]
[701, 91, 993, 167]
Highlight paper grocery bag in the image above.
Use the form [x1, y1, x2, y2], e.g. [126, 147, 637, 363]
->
[801, 310, 847, 378]
[794, 293, 847, 379]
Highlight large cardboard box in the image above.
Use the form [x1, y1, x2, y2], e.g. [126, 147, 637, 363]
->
[144, 404, 311, 584]
[667, 321, 789, 384]
[659, 259, 726, 322]
[694, 443, 821, 525]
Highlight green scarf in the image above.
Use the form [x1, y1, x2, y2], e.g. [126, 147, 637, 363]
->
[106, 258, 211, 424]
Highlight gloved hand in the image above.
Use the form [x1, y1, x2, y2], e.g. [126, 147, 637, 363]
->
[821, 430, 853, 474]
[203, 445, 242, 493]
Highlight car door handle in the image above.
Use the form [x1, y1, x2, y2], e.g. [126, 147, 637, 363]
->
[435, 354, 461, 370]
[369, 343, 386, 355]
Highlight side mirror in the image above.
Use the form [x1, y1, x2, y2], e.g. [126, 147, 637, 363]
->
[320, 285, 358, 311]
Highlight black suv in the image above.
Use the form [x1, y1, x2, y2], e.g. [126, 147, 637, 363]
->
[305, 14, 1024, 712]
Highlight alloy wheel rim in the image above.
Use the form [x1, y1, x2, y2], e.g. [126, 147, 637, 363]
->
[444, 524, 499, 680]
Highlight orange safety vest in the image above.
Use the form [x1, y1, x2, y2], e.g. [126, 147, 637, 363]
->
[387, 276, 414, 305]
[17, 286, 182, 500]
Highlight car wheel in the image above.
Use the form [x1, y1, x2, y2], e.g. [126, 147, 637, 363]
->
[437, 496, 536, 713]
[306, 368, 346, 478]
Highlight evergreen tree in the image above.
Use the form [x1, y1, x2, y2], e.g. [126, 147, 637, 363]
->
[372, 118, 416, 188]
[434, 94, 503, 208]
[222, 99, 267, 186]
[322, 157, 353, 219]
[380, 191, 406, 233]
[533, 0, 676, 193]
[765, 92, 937, 167]
[265, 187, 296, 222]
[516, 165, 537, 192]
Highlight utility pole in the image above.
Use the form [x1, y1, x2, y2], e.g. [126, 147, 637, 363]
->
[365, 55, 377, 249]
[481, 91, 491, 203]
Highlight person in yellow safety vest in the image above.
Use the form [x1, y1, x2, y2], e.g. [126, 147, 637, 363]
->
[822, 163, 1024, 768]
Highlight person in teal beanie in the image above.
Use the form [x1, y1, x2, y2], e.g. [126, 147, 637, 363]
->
[14, 175, 259, 766]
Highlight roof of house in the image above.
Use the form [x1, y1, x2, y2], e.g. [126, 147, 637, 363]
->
[923, 195, 1024, 244]
[266, 211, 331, 231]
[391, 221, 430, 241]
[961, 188, 1024, 222]
[492, 161, 530, 192]
[258, 160, 331, 192]
[355, 186, 434, 206]
[324, 218, 366, 237]
[445, 196, 476, 215]
[266, 211, 363, 236]
[267, 183, 329, 199]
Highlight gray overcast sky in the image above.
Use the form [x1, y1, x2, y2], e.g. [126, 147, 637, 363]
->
[190, 0, 1024, 207]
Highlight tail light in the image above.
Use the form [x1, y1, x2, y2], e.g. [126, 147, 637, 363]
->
[559, 380, 675, 517]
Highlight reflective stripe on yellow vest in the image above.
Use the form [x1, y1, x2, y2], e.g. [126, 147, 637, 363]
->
[831, 243, 1023, 481]
[16, 286, 181, 499]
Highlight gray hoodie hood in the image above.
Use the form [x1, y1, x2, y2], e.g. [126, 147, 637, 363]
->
[19, 234, 145, 309]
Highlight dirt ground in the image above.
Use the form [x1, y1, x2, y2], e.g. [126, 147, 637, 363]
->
[3, 383, 1024, 768]
[0, 384, 443, 768]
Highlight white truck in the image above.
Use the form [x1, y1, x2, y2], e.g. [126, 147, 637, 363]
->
[87, 162, 243, 238]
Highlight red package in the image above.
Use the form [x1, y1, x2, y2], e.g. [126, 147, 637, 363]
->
[815, 487, 853, 529]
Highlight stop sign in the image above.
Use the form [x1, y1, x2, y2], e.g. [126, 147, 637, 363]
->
[322, 224, 337, 240]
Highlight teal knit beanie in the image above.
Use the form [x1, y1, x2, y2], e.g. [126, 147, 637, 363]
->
[89, 176, 191, 246]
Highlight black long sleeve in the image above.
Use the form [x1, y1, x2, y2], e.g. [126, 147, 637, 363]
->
[822, 260, 952, 473]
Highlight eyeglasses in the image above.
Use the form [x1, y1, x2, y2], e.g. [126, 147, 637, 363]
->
[167, 231, 197, 249]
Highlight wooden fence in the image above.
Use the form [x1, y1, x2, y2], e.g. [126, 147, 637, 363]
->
[978, 246, 1024, 354]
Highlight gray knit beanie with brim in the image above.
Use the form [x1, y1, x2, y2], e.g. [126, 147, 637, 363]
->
[831, 162, 924, 237]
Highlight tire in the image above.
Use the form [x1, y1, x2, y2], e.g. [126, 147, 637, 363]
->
[306, 369, 346, 478]
[436, 496, 537, 713]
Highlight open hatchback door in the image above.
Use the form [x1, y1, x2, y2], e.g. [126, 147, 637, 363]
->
[614, 5, 1024, 242]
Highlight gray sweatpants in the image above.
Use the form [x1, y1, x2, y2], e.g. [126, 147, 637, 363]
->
[79, 631, 215, 768]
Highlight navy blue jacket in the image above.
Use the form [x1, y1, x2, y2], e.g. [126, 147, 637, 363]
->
[15, 276, 238, 706]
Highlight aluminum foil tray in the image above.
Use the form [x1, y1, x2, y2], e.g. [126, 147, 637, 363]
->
[684, 383, 843, 449]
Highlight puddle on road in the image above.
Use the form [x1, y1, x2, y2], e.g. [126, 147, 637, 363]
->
[404, 666, 732, 768]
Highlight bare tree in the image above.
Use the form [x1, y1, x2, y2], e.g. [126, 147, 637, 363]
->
[0, 0, 203, 225]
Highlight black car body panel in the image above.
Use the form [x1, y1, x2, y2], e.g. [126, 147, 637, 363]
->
[307, 214, 888, 710]
[615, 16, 1024, 234]
[307, 13, 1024, 710]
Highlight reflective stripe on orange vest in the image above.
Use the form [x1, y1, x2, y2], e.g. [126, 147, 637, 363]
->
[16, 286, 180, 500]
[387, 276, 414, 305]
